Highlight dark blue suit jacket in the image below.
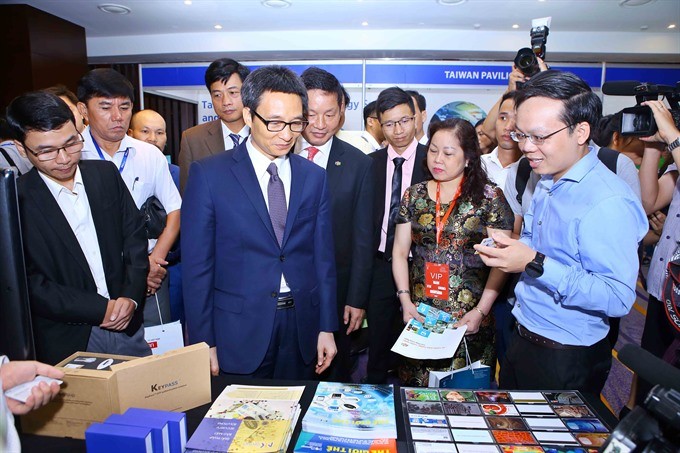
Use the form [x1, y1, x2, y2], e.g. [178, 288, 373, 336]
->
[181, 143, 338, 374]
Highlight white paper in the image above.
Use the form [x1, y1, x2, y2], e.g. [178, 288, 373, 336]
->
[391, 303, 467, 360]
[5, 376, 63, 403]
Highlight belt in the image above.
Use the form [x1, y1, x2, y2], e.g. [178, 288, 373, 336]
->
[276, 293, 294, 309]
[516, 323, 585, 350]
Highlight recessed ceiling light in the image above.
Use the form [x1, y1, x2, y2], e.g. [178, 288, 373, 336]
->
[261, 0, 291, 8]
[619, 0, 655, 6]
[214, 24, 223, 30]
[669, 24, 677, 29]
[361, 21, 368, 26]
[437, 0, 466, 5]
[640, 25, 649, 30]
[184, 0, 192, 4]
[512, 24, 520, 29]
[473, 23, 481, 29]
[97, 3, 131, 14]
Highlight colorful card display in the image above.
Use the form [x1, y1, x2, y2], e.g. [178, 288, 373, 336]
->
[401, 388, 610, 453]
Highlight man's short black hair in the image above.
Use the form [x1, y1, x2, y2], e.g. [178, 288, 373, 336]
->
[6, 91, 75, 142]
[241, 65, 308, 116]
[376, 87, 415, 120]
[363, 101, 378, 126]
[405, 90, 426, 112]
[515, 70, 602, 139]
[593, 112, 622, 147]
[300, 67, 344, 107]
[499, 90, 519, 110]
[77, 68, 135, 104]
[44, 85, 79, 106]
[204, 58, 251, 91]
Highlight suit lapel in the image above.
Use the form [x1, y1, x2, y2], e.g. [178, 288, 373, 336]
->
[25, 169, 91, 277]
[326, 139, 345, 194]
[283, 154, 306, 248]
[207, 120, 225, 156]
[231, 145, 279, 245]
[374, 149, 388, 221]
[80, 163, 116, 280]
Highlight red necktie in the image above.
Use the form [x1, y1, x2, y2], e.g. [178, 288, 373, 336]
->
[307, 146, 319, 162]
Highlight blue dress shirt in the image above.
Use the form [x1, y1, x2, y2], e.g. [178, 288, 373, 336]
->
[513, 148, 648, 346]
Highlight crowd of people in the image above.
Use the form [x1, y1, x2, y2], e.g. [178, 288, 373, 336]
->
[2, 57, 680, 447]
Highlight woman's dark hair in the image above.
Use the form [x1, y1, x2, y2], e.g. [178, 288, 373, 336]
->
[425, 118, 489, 209]
[592, 112, 622, 148]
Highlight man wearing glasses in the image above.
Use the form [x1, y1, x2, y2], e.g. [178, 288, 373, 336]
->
[182, 66, 338, 380]
[7, 92, 150, 364]
[475, 71, 648, 393]
[366, 86, 428, 384]
[179, 58, 251, 192]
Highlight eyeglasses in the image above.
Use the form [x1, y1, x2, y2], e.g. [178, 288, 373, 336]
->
[23, 133, 85, 161]
[251, 110, 308, 133]
[381, 116, 415, 130]
[510, 124, 573, 146]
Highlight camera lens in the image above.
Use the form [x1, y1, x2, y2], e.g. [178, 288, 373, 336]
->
[514, 48, 539, 77]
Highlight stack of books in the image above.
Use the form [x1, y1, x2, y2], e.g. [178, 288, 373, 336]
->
[294, 382, 398, 453]
[186, 384, 304, 453]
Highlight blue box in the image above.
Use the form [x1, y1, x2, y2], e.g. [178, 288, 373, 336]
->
[124, 407, 187, 453]
[85, 422, 153, 452]
[105, 413, 169, 453]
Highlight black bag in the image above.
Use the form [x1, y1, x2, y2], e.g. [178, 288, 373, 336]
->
[140, 195, 166, 239]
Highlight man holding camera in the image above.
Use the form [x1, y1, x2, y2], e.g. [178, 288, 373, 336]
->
[475, 71, 648, 394]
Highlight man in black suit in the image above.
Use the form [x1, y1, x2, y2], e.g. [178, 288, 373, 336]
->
[298, 67, 375, 382]
[367, 87, 428, 384]
[7, 91, 149, 365]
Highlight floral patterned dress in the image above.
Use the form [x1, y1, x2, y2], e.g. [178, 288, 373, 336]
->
[395, 181, 514, 386]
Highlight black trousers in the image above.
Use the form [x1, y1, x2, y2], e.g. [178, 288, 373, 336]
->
[366, 257, 402, 384]
[500, 327, 612, 395]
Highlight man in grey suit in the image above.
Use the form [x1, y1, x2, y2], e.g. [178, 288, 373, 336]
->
[178, 58, 250, 191]
[298, 67, 375, 382]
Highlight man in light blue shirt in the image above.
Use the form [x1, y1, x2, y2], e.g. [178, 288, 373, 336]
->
[475, 70, 648, 394]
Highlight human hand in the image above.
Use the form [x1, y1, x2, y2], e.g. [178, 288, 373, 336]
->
[100, 297, 135, 330]
[315, 332, 337, 375]
[536, 56, 549, 72]
[209, 346, 220, 376]
[2, 361, 64, 415]
[401, 299, 425, 325]
[649, 210, 667, 235]
[473, 233, 536, 273]
[508, 65, 530, 92]
[454, 309, 484, 335]
[640, 100, 680, 145]
[343, 306, 365, 334]
[147, 255, 168, 294]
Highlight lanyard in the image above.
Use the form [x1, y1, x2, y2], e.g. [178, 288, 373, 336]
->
[90, 130, 129, 174]
[435, 177, 464, 248]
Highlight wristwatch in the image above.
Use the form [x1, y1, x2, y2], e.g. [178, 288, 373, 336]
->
[525, 252, 545, 278]
[667, 136, 680, 152]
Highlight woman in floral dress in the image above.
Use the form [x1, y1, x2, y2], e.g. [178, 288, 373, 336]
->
[392, 118, 514, 386]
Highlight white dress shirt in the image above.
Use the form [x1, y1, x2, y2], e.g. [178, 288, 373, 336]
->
[299, 137, 333, 170]
[221, 123, 250, 151]
[39, 168, 110, 300]
[481, 147, 519, 191]
[246, 136, 291, 293]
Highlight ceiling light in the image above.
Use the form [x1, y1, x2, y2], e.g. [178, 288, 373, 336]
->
[437, 0, 466, 5]
[512, 24, 520, 29]
[669, 24, 677, 29]
[640, 25, 649, 30]
[619, 0, 655, 6]
[214, 24, 223, 29]
[473, 23, 481, 29]
[97, 3, 131, 14]
[184, 0, 192, 4]
[261, 0, 291, 8]
[361, 21, 368, 26]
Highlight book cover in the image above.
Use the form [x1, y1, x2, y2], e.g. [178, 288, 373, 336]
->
[186, 385, 302, 453]
[293, 431, 397, 453]
[301, 382, 397, 439]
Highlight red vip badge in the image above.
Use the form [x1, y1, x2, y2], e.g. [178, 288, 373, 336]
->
[425, 261, 449, 300]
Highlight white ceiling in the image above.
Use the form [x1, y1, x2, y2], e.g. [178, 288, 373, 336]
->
[3, 0, 679, 63]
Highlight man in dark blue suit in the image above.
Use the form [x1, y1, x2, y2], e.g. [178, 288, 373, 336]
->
[299, 67, 375, 382]
[182, 66, 338, 380]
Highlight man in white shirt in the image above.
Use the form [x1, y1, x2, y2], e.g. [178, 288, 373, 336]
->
[8, 91, 151, 364]
[406, 90, 429, 146]
[178, 58, 251, 191]
[361, 101, 385, 152]
[77, 69, 181, 329]
[481, 91, 522, 190]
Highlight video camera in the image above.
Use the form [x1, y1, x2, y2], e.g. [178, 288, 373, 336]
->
[602, 80, 680, 136]
[514, 17, 551, 78]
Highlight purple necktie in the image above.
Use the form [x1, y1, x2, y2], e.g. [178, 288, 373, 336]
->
[229, 133, 241, 148]
[267, 162, 287, 247]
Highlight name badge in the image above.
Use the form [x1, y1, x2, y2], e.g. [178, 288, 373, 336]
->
[425, 262, 449, 300]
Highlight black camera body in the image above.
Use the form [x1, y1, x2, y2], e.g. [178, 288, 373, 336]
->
[602, 81, 680, 136]
[514, 25, 549, 78]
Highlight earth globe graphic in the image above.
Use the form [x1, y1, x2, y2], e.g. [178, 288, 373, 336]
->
[430, 101, 487, 125]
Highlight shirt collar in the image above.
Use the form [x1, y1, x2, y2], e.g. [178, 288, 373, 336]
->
[557, 146, 598, 184]
[84, 126, 137, 158]
[361, 131, 381, 150]
[39, 165, 84, 198]
[300, 137, 333, 156]
[245, 136, 288, 178]
[387, 138, 418, 161]
[222, 122, 250, 140]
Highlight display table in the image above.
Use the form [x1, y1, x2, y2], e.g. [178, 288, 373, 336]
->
[19, 376, 617, 452]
